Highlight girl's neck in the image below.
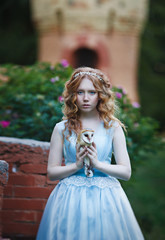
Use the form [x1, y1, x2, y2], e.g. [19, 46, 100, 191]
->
[79, 109, 100, 121]
[79, 111, 102, 131]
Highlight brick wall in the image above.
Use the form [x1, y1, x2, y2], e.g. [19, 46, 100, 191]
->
[0, 160, 9, 238]
[0, 137, 58, 239]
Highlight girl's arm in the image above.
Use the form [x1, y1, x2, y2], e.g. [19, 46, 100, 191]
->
[47, 125, 85, 181]
[87, 125, 131, 181]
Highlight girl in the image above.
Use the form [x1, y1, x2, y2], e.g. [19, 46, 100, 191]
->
[37, 67, 144, 240]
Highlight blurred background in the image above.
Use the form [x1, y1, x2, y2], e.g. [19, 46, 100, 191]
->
[0, 0, 165, 130]
[0, 0, 165, 239]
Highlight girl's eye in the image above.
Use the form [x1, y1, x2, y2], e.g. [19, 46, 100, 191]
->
[77, 91, 83, 95]
[90, 91, 96, 95]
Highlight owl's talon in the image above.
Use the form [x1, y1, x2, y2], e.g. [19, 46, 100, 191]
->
[87, 170, 93, 178]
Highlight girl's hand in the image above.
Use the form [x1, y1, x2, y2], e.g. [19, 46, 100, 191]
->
[86, 142, 99, 168]
[76, 145, 88, 169]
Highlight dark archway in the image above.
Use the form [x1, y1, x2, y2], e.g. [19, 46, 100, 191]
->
[72, 48, 99, 68]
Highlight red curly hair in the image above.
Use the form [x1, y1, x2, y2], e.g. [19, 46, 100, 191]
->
[62, 67, 124, 138]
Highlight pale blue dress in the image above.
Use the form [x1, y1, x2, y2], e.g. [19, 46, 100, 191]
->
[36, 120, 144, 240]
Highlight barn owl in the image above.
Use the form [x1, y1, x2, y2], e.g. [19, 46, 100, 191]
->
[77, 129, 94, 177]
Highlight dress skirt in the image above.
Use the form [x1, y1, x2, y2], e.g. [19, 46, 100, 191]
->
[36, 174, 144, 240]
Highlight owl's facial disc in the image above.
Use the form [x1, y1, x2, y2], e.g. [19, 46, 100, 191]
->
[84, 134, 90, 142]
[84, 133, 93, 143]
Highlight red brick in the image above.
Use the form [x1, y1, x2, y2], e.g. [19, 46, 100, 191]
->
[0, 197, 3, 208]
[2, 210, 36, 223]
[36, 211, 43, 223]
[2, 222, 39, 236]
[8, 174, 46, 186]
[3, 185, 13, 197]
[46, 175, 59, 186]
[0, 142, 49, 164]
[0, 186, 3, 196]
[8, 174, 33, 186]
[15, 211, 36, 222]
[35, 175, 47, 186]
[14, 186, 51, 198]
[8, 162, 13, 173]
[20, 164, 47, 174]
[48, 185, 55, 193]
[1, 210, 15, 223]
[2, 198, 47, 210]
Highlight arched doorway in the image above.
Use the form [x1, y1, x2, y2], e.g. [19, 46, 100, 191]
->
[72, 48, 99, 68]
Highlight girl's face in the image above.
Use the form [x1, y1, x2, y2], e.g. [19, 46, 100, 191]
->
[76, 77, 99, 114]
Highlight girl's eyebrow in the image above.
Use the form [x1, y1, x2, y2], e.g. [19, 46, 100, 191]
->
[77, 89, 96, 91]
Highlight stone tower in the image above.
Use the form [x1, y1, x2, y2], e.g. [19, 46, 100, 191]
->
[30, 0, 148, 101]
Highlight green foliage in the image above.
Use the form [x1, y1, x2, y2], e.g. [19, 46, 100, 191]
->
[112, 86, 162, 168]
[122, 145, 165, 239]
[0, 63, 162, 164]
[0, 62, 72, 140]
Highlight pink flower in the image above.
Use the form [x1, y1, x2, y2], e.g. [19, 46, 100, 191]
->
[117, 86, 127, 95]
[50, 76, 59, 83]
[0, 121, 10, 128]
[50, 65, 54, 70]
[122, 89, 127, 95]
[54, 76, 59, 81]
[61, 59, 69, 68]
[50, 78, 55, 83]
[132, 102, 140, 108]
[117, 86, 123, 90]
[134, 123, 139, 128]
[58, 96, 64, 103]
[116, 92, 122, 99]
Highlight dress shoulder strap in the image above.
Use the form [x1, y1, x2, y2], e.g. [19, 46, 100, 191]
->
[107, 120, 120, 138]
[56, 120, 67, 137]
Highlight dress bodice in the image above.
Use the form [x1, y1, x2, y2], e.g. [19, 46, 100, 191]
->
[56, 120, 118, 177]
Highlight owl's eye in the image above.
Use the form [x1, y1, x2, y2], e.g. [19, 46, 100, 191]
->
[91, 134, 94, 137]
[84, 134, 88, 137]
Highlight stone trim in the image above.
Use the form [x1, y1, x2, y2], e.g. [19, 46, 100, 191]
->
[0, 137, 50, 150]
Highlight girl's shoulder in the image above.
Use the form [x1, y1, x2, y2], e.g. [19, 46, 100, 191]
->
[56, 119, 67, 128]
[109, 119, 120, 128]
[108, 120, 122, 137]
[55, 120, 68, 136]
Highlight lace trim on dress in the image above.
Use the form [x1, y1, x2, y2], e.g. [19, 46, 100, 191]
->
[59, 175, 121, 189]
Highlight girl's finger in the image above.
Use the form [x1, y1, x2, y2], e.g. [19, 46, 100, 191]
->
[80, 151, 88, 159]
[86, 148, 97, 158]
[92, 142, 97, 148]
[87, 146, 97, 154]
[89, 147, 96, 153]
[87, 147, 93, 154]
[79, 147, 87, 157]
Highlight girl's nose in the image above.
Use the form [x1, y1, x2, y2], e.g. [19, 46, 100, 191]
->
[83, 93, 89, 101]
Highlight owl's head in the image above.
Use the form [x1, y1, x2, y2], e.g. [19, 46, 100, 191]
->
[77, 129, 94, 145]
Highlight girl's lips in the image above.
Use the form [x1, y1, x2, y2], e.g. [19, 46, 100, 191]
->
[82, 104, 90, 107]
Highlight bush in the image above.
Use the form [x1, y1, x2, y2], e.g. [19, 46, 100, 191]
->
[0, 62, 162, 165]
[0, 61, 72, 140]
[113, 86, 161, 166]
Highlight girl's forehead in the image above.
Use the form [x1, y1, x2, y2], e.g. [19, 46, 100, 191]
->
[77, 77, 95, 89]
